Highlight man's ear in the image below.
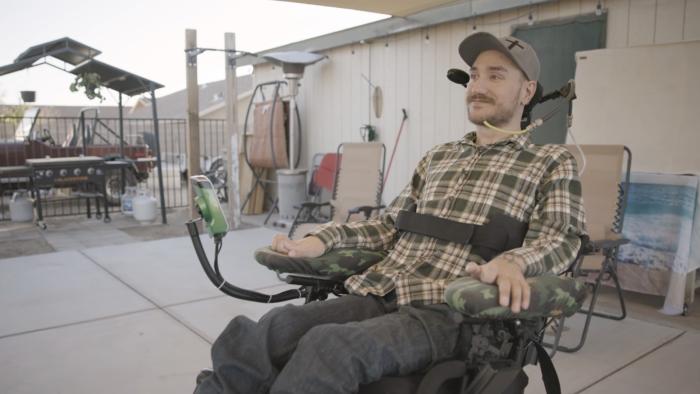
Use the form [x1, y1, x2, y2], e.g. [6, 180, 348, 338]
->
[521, 80, 537, 105]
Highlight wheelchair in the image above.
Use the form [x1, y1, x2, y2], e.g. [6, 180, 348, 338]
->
[187, 176, 587, 394]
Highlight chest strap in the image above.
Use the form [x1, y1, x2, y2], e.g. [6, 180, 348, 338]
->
[394, 208, 528, 261]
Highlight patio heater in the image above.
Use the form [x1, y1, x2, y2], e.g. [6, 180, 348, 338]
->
[262, 51, 324, 224]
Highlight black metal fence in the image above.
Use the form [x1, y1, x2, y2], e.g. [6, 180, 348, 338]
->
[0, 115, 226, 221]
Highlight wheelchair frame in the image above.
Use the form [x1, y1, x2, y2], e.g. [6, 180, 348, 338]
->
[187, 176, 565, 393]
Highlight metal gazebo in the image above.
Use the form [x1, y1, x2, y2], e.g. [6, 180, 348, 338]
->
[0, 37, 168, 224]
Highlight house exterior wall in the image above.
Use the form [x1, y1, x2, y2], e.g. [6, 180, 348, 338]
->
[252, 0, 700, 203]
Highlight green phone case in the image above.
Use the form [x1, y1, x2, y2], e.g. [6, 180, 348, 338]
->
[191, 175, 229, 238]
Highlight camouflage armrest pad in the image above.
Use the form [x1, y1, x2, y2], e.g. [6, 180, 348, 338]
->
[254, 247, 388, 282]
[445, 275, 587, 320]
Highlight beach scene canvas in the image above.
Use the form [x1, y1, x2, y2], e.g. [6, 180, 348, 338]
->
[618, 173, 700, 275]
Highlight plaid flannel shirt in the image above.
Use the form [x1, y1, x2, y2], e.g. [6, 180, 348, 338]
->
[309, 131, 587, 306]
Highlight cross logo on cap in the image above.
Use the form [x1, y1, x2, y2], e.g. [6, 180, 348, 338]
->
[505, 39, 524, 50]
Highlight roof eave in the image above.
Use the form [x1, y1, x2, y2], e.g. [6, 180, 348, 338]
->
[237, 0, 552, 67]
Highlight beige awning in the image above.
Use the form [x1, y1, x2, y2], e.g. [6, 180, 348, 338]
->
[275, 0, 461, 17]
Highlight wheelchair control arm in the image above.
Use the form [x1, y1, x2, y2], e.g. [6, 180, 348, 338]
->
[188, 175, 306, 302]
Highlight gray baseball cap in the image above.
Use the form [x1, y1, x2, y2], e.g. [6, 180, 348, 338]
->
[458, 32, 540, 82]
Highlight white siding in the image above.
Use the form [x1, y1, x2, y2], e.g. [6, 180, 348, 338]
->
[252, 0, 700, 203]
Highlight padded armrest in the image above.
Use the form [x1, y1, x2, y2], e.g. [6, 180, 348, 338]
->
[254, 247, 388, 281]
[445, 275, 587, 320]
[256, 247, 587, 320]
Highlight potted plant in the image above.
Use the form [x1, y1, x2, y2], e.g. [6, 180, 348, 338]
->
[69, 72, 105, 102]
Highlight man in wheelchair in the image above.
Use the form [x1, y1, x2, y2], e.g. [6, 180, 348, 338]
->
[193, 32, 587, 394]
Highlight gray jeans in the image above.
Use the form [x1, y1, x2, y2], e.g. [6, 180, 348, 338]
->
[194, 293, 465, 394]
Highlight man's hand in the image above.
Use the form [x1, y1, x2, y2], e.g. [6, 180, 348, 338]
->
[465, 255, 530, 313]
[271, 234, 326, 258]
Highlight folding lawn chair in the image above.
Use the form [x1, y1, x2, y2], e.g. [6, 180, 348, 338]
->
[546, 145, 632, 353]
[288, 142, 386, 240]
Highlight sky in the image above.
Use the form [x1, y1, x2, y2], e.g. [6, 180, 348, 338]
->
[0, 0, 387, 107]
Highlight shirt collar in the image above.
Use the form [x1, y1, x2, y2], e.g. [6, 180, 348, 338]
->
[459, 130, 530, 150]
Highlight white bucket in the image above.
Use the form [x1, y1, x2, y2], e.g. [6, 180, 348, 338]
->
[276, 169, 307, 220]
[9, 190, 33, 222]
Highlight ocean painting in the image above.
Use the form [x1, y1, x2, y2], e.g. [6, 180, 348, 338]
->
[617, 173, 699, 275]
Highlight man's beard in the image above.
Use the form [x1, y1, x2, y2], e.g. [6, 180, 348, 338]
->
[467, 93, 519, 127]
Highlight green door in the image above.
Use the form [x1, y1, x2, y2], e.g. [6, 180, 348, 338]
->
[514, 13, 606, 144]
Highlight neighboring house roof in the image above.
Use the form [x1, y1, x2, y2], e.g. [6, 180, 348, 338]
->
[0, 74, 253, 120]
[128, 74, 253, 119]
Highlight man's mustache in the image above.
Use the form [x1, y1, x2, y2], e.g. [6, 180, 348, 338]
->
[467, 94, 495, 104]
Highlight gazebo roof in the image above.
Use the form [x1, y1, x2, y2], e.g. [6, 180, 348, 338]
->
[70, 59, 163, 96]
[0, 37, 162, 95]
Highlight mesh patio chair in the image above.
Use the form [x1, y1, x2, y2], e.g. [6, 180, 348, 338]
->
[547, 144, 632, 354]
[288, 142, 386, 240]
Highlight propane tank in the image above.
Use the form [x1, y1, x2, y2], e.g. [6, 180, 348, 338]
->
[132, 187, 157, 223]
[9, 190, 33, 222]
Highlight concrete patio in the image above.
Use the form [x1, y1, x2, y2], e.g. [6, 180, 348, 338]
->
[0, 210, 698, 393]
